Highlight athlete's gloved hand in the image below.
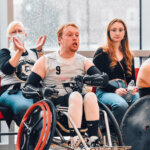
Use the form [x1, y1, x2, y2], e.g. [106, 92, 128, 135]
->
[43, 86, 59, 99]
[83, 73, 109, 88]
[22, 84, 43, 101]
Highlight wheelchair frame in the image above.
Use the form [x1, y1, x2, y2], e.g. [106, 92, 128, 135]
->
[16, 99, 131, 150]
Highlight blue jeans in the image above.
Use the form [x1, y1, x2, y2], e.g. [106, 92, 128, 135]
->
[96, 87, 139, 125]
[0, 90, 34, 125]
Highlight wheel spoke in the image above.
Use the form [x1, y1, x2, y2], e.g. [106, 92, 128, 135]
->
[32, 117, 43, 130]
[20, 133, 30, 150]
[23, 121, 29, 129]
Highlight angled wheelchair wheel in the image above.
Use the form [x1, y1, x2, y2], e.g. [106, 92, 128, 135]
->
[16, 100, 56, 150]
[120, 95, 150, 150]
[98, 101, 123, 146]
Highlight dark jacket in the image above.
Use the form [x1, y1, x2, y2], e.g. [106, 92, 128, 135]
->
[93, 48, 136, 92]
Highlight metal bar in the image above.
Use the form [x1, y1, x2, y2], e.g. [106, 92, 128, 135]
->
[52, 139, 74, 150]
[45, 50, 150, 58]
[0, 132, 17, 136]
[139, 0, 142, 50]
[55, 127, 66, 143]
[102, 110, 112, 147]
[62, 111, 90, 150]
[140, 57, 142, 66]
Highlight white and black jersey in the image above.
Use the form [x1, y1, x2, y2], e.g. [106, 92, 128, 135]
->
[43, 51, 88, 96]
[0, 48, 38, 93]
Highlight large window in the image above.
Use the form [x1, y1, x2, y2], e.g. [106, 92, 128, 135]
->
[0, 0, 8, 49]
[0, 24, 2, 48]
[14, 0, 139, 51]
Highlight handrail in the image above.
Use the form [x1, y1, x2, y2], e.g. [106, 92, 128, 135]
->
[77, 50, 150, 58]
[131, 50, 150, 57]
[45, 50, 150, 58]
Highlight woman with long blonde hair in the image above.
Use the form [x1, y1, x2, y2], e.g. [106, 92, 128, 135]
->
[93, 18, 139, 125]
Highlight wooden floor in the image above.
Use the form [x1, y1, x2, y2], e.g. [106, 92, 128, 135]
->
[49, 146, 132, 150]
[49, 146, 66, 150]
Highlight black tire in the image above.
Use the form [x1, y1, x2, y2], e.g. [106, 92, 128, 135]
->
[120, 95, 150, 150]
[16, 100, 56, 150]
[43, 100, 57, 150]
[98, 101, 123, 146]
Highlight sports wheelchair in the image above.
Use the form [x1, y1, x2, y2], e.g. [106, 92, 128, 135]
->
[16, 74, 131, 150]
[120, 95, 150, 150]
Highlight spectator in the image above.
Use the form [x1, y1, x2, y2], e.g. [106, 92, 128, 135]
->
[0, 21, 46, 125]
[93, 18, 139, 125]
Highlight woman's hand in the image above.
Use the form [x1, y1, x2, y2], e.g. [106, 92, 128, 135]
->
[130, 86, 137, 95]
[13, 37, 25, 52]
[115, 88, 127, 96]
[36, 35, 47, 51]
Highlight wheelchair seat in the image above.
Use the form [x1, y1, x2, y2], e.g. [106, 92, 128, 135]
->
[0, 106, 18, 137]
[0, 106, 14, 127]
[55, 105, 88, 137]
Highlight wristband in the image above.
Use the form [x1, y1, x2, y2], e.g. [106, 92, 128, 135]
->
[37, 48, 43, 52]
[37, 49, 44, 54]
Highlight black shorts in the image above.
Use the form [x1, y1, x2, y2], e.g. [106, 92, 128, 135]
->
[50, 93, 70, 107]
[51, 93, 87, 129]
[50, 93, 85, 107]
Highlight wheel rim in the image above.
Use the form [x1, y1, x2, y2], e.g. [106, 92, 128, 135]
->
[16, 101, 52, 150]
[98, 101, 123, 146]
[120, 95, 150, 150]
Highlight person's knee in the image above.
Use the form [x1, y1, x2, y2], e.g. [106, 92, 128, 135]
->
[84, 92, 97, 105]
[113, 101, 128, 112]
[84, 92, 99, 120]
[99, 93, 128, 110]
[120, 101, 128, 109]
[84, 92, 100, 113]
[69, 91, 83, 106]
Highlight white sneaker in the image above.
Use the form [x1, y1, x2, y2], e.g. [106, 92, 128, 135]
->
[87, 136, 101, 148]
[70, 136, 84, 150]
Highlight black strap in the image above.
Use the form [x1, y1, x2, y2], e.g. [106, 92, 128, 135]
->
[118, 61, 127, 84]
[22, 50, 28, 56]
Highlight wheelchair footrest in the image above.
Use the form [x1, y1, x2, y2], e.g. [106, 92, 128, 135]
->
[89, 146, 132, 150]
